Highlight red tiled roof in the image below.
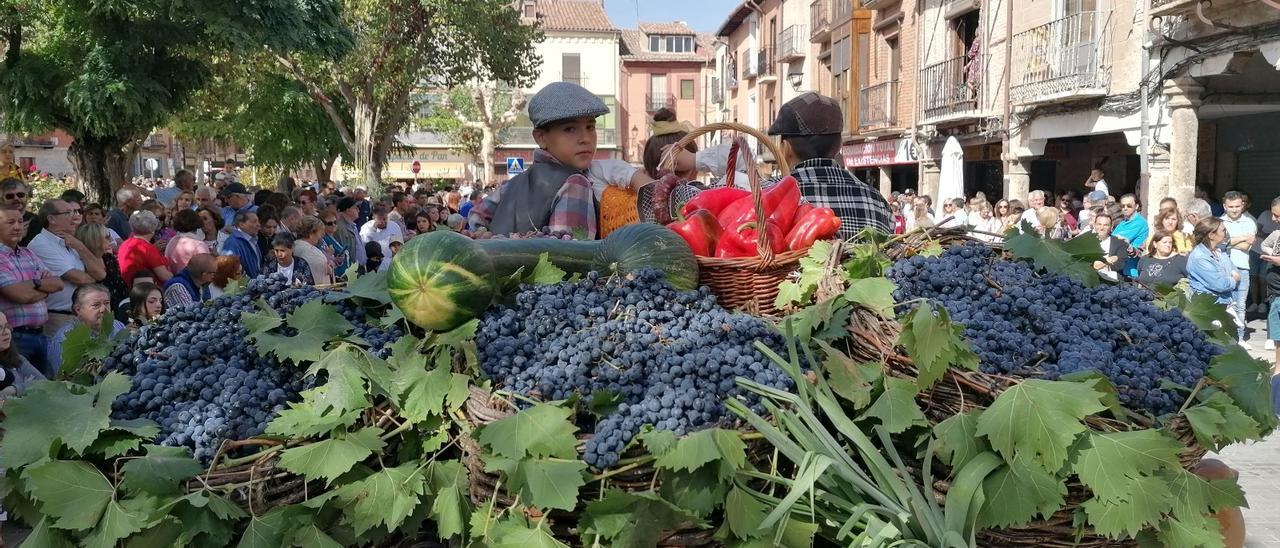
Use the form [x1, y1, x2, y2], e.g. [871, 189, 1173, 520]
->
[638, 22, 695, 35]
[620, 28, 715, 63]
[535, 0, 616, 33]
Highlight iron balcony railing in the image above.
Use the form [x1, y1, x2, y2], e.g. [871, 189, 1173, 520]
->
[1149, 0, 1195, 16]
[778, 25, 807, 60]
[920, 55, 981, 121]
[1010, 11, 1111, 105]
[858, 80, 899, 129]
[646, 92, 675, 112]
[758, 46, 777, 77]
[810, 0, 831, 42]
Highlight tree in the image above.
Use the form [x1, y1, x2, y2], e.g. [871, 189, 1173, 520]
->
[420, 84, 526, 188]
[0, 0, 350, 204]
[269, 0, 541, 196]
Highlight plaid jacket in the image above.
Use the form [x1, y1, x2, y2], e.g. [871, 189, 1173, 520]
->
[769, 158, 893, 239]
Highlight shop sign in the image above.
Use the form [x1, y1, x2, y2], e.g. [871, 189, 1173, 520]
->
[841, 139, 919, 168]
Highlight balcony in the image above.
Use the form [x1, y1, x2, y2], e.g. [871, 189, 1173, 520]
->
[858, 81, 899, 131]
[501, 126, 617, 146]
[1010, 11, 1111, 106]
[1148, 0, 1196, 17]
[832, 0, 853, 24]
[778, 26, 807, 61]
[920, 55, 982, 123]
[810, 0, 831, 42]
[141, 134, 167, 150]
[757, 47, 778, 83]
[646, 92, 675, 113]
[11, 136, 57, 148]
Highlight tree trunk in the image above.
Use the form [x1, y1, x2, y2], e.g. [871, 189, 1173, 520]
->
[349, 100, 387, 197]
[479, 127, 497, 188]
[68, 135, 134, 206]
[312, 156, 336, 183]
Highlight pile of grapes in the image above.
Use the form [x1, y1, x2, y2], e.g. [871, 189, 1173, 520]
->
[104, 275, 402, 462]
[476, 269, 794, 469]
[888, 243, 1223, 415]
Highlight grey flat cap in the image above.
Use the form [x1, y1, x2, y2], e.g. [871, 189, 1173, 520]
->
[528, 82, 610, 128]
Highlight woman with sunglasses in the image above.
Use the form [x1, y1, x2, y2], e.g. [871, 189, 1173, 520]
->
[319, 212, 351, 278]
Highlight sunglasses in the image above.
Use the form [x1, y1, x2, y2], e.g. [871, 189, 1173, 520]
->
[324, 221, 336, 226]
[4, 192, 26, 200]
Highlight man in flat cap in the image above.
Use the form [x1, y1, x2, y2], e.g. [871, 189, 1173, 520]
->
[469, 82, 651, 239]
[674, 92, 893, 238]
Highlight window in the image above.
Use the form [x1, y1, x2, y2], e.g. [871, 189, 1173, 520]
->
[562, 53, 581, 85]
[650, 35, 694, 53]
[888, 38, 900, 81]
[680, 79, 695, 100]
[521, 0, 535, 18]
[650, 35, 660, 51]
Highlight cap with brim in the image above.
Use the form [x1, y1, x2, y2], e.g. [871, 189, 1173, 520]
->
[528, 82, 610, 128]
[1086, 190, 1108, 202]
[337, 197, 358, 211]
[767, 92, 844, 137]
[222, 182, 249, 196]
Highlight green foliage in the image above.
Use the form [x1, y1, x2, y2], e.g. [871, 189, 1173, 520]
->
[975, 379, 1107, 471]
[244, 299, 355, 364]
[898, 302, 980, 389]
[1004, 226, 1104, 287]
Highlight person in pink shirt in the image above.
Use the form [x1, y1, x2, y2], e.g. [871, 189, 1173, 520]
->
[164, 209, 210, 271]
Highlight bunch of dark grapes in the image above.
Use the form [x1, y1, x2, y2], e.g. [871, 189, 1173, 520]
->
[888, 243, 1223, 416]
[104, 274, 402, 462]
[476, 269, 794, 469]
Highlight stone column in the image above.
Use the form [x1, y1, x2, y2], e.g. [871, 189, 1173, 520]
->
[879, 165, 892, 197]
[1143, 146, 1171, 216]
[1002, 155, 1031, 202]
[920, 159, 941, 201]
[1163, 77, 1203, 209]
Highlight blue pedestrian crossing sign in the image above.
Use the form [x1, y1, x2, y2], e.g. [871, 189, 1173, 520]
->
[506, 157, 525, 174]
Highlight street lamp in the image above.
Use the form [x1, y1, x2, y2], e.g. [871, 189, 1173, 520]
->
[787, 71, 804, 91]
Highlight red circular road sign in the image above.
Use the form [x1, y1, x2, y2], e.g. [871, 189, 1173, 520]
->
[411, 160, 421, 174]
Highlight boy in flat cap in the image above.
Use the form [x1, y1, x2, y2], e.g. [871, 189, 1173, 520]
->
[469, 82, 650, 239]
[673, 92, 893, 239]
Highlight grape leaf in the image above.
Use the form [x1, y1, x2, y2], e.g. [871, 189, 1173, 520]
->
[120, 445, 203, 496]
[1005, 228, 1103, 287]
[477, 403, 578, 460]
[934, 409, 988, 471]
[1074, 430, 1182, 502]
[509, 458, 588, 511]
[0, 373, 127, 468]
[653, 428, 746, 477]
[898, 303, 979, 389]
[287, 524, 344, 548]
[126, 516, 184, 548]
[266, 398, 362, 438]
[1059, 371, 1127, 420]
[1080, 475, 1174, 539]
[1156, 514, 1225, 548]
[1162, 468, 1246, 521]
[339, 269, 391, 305]
[58, 313, 126, 370]
[334, 463, 427, 536]
[26, 460, 114, 530]
[725, 486, 769, 539]
[248, 300, 355, 364]
[1184, 391, 1262, 451]
[237, 505, 304, 548]
[391, 364, 456, 423]
[1207, 345, 1278, 429]
[659, 465, 730, 517]
[278, 428, 385, 485]
[181, 491, 249, 521]
[977, 454, 1067, 529]
[426, 460, 469, 540]
[816, 340, 880, 410]
[86, 431, 145, 459]
[862, 377, 927, 434]
[580, 489, 703, 548]
[488, 516, 568, 548]
[174, 501, 237, 547]
[975, 379, 1106, 472]
[83, 501, 146, 548]
[843, 277, 897, 318]
[773, 281, 804, 309]
[23, 517, 74, 548]
[527, 253, 568, 285]
[638, 429, 678, 456]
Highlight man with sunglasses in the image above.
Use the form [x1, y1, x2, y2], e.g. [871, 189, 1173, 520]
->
[0, 178, 40, 246]
[29, 200, 107, 338]
[1113, 194, 1150, 279]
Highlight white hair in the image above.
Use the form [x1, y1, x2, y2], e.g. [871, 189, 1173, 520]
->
[115, 186, 140, 204]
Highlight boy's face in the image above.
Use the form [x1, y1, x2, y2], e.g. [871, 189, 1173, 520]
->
[533, 117, 598, 170]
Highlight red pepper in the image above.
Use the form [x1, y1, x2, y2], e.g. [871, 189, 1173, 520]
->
[681, 187, 749, 218]
[786, 207, 842, 251]
[763, 176, 801, 235]
[715, 195, 757, 234]
[666, 209, 723, 257]
[715, 221, 785, 258]
[792, 203, 815, 227]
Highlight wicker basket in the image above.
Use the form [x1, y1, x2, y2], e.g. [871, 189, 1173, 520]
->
[658, 122, 806, 316]
[838, 231, 1206, 547]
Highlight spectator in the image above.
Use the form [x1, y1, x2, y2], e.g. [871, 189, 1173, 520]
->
[361, 242, 384, 275]
[264, 233, 314, 286]
[82, 204, 122, 246]
[209, 255, 242, 299]
[221, 210, 263, 279]
[293, 216, 333, 285]
[359, 205, 403, 271]
[1259, 223, 1280, 361]
[1079, 190, 1107, 229]
[459, 192, 483, 220]
[445, 214, 466, 233]
[1220, 191, 1256, 342]
[1137, 231, 1188, 288]
[1152, 209, 1192, 254]
[108, 186, 144, 240]
[219, 182, 258, 229]
[1113, 194, 1149, 279]
[1, 178, 40, 246]
[1056, 193, 1079, 233]
[411, 209, 435, 237]
[387, 192, 415, 234]
[319, 211, 351, 279]
[1083, 167, 1109, 196]
[970, 201, 1004, 242]
[938, 198, 967, 228]
[30, 199, 107, 338]
[0, 310, 46, 400]
[125, 282, 163, 328]
[994, 199, 1010, 224]
[890, 203, 906, 235]
[194, 185, 218, 210]
[426, 204, 445, 227]
[353, 186, 372, 226]
[908, 196, 934, 231]
[1037, 207, 1070, 240]
[255, 206, 280, 268]
[1255, 196, 1280, 351]
[262, 192, 290, 213]
[1020, 190, 1047, 229]
[162, 253, 215, 308]
[164, 209, 211, 271]
[155, 169, 195, 207]
[1085, 212, 1126, 282]
[1185, 197, 1213, 230]
[279, 206, 303, 237]
[1188, 218, 1240, 330]
[175, 191, 195, 212]
[139, 199, 176, 251]
[59, 189, 85, 208]
[389, 236, 403, 257]
[196, 205, 228, 252]
[117, 211, 173, 287]
[294, 189, 319, 217]
[0, 208, 63, 375]
[334, 197, 366, 270]
[1004, 199, 1027, 231]
[75, 223, 127, 310]
[46, 284, 125, 373]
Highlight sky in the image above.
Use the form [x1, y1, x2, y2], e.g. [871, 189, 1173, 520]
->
[603, 0, 743, 34]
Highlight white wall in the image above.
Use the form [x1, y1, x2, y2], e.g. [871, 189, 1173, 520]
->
[529, 32, 621, 97]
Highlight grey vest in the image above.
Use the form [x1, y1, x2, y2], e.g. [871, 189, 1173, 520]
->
[490, 161, 588, 236]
